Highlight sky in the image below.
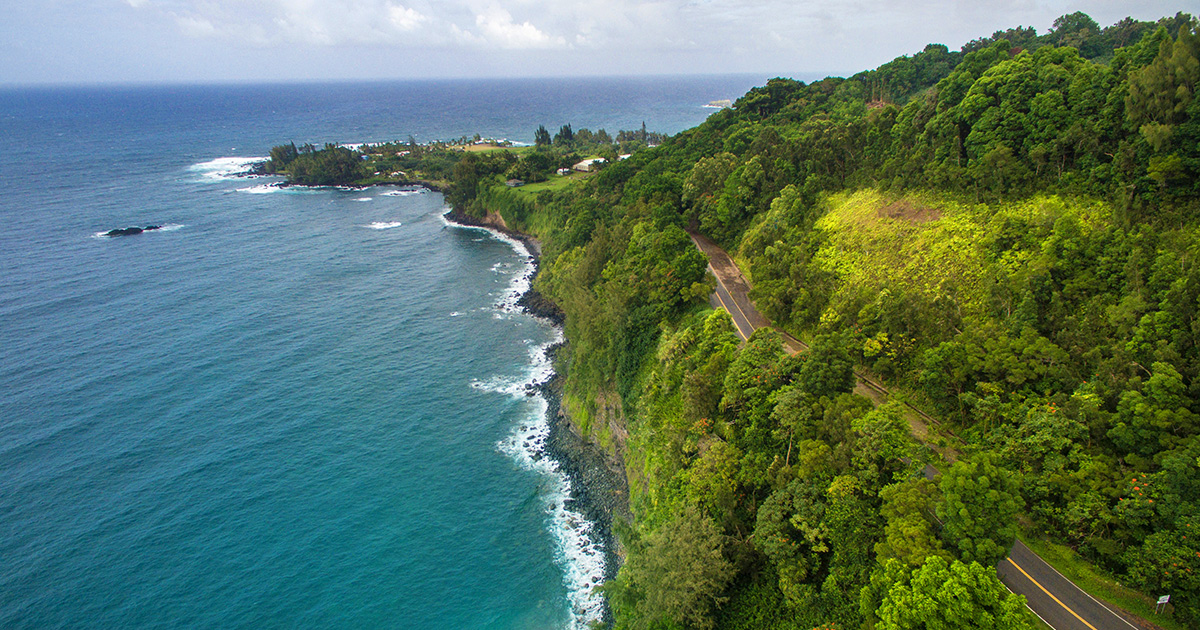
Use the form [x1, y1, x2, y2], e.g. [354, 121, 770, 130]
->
[0, 0, 1192, 85]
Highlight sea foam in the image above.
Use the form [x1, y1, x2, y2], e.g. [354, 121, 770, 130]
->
[237, 183, 283, 194]
[450, 211, 606, 629]
[363, 221, 403, 230]
[189, 157, 265, 181]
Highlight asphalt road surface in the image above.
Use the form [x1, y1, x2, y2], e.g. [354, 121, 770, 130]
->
[999, 540, 1143, 630]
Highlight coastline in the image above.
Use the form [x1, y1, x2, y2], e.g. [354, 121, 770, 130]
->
[443, 208, 629, 627]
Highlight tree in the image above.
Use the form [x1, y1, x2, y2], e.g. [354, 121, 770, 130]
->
[267, 142, 298, 171]
[534, 124, 551, 147]
[555, 123, 575, 147]
[876, 478, 949, 567]
[866, 556, 1033, 630]
[754, 477, 831, 603]
[1126, 515, 1200, 624]
[616, 505, 735, 630]
[1049, 12, 1102, 56]
[1125, 28, 1200, 129]
[937, 454, 1023, 567]
[685, 440, 744, 530]
[797, 332, 858, 399]
[1108, 362, 1200, 461]
[850, 403, 915, 486]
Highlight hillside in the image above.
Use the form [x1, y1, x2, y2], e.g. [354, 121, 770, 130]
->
[274, 11, 1200, 628]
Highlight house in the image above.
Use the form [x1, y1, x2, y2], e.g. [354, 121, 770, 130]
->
[573, 158, 607, 172]
[556, 167, 571, 176]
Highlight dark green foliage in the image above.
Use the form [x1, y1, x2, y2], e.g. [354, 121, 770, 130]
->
[534, 124, 551, 147]
[266, 142, 298, 171]
[277, 143, 365, 186]
[609, 505, 735, 630]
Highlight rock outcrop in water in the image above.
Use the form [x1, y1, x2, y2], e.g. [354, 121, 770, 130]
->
[104, 225, 162, 237]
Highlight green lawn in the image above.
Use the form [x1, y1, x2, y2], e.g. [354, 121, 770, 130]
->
[510, 173, 588, 196]
[462, 144, 535, 156]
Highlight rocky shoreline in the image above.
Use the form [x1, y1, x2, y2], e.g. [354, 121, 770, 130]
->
[444, 208, 630, 619]
[536, 343, 632, 578]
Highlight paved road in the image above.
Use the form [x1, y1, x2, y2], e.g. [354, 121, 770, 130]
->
[709, 268, 755, 341]
[688, 229, 1154, 630]
[999, 540, 1141, 630]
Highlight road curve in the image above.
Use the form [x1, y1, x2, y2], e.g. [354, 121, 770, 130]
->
[687, 229, 1157, 630]
[999, 540, 1143, 630]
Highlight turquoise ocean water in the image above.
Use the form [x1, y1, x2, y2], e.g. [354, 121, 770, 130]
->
[0, 76, 764, 629]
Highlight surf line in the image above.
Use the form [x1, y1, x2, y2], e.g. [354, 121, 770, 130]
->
[444, 209, 608, 629]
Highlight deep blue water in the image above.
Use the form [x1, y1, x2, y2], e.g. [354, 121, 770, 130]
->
[0, 76, 765, 629]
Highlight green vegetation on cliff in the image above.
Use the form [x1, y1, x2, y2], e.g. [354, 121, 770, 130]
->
[275, 11, 1200, 628]
[467, 13, 1200, 629]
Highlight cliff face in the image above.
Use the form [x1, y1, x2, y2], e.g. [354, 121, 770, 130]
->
[443, 208, 509, 232]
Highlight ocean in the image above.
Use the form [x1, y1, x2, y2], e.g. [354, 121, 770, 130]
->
[0, 76, 765, 629]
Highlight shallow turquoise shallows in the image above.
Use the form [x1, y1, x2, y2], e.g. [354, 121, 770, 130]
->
[0, 76, 763, 629]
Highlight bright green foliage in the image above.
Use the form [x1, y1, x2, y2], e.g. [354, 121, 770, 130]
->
[630, 309, 740, 526]
[867, 557, 1034, 630]
[850, 403, 916, 487]
[797, 332, 857, 399]
[721, 330, 797, 453]
[938, 455, 1024, 567]
[685, 440, 744, 530]
[876, 478, 949, 567]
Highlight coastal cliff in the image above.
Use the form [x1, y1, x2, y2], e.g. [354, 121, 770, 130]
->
[443, 206, 631, 615]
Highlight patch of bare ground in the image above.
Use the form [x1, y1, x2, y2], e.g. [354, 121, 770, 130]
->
[878, 199, 942, 223]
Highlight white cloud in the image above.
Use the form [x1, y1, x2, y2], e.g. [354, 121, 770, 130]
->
[176, 15, 216, 37]
[48, 0, 1191, 80]
[472, 6, 566, 49]
[388, 4, 427, 31]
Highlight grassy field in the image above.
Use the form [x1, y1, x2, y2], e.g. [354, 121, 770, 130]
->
[459, 143, 535, 155]
[509, 172, 589, 196]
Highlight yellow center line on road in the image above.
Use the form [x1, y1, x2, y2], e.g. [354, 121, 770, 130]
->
[711, 281, 749, 341]
[711, 271, 756, 335]
[1006, 557, 1098, 630]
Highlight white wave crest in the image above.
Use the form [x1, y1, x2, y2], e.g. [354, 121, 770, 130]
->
[492, 343, 606, 629]
[355, 198, 374, 202]
[189, 156, 265, 181]
[457, 208, 606, 628]
[442, 211, 535, 315]
[363, 221, 403, 230]
[237, 183, 282, 194]
[486, 332, 604, 629]
[382, 189, 424, 197]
